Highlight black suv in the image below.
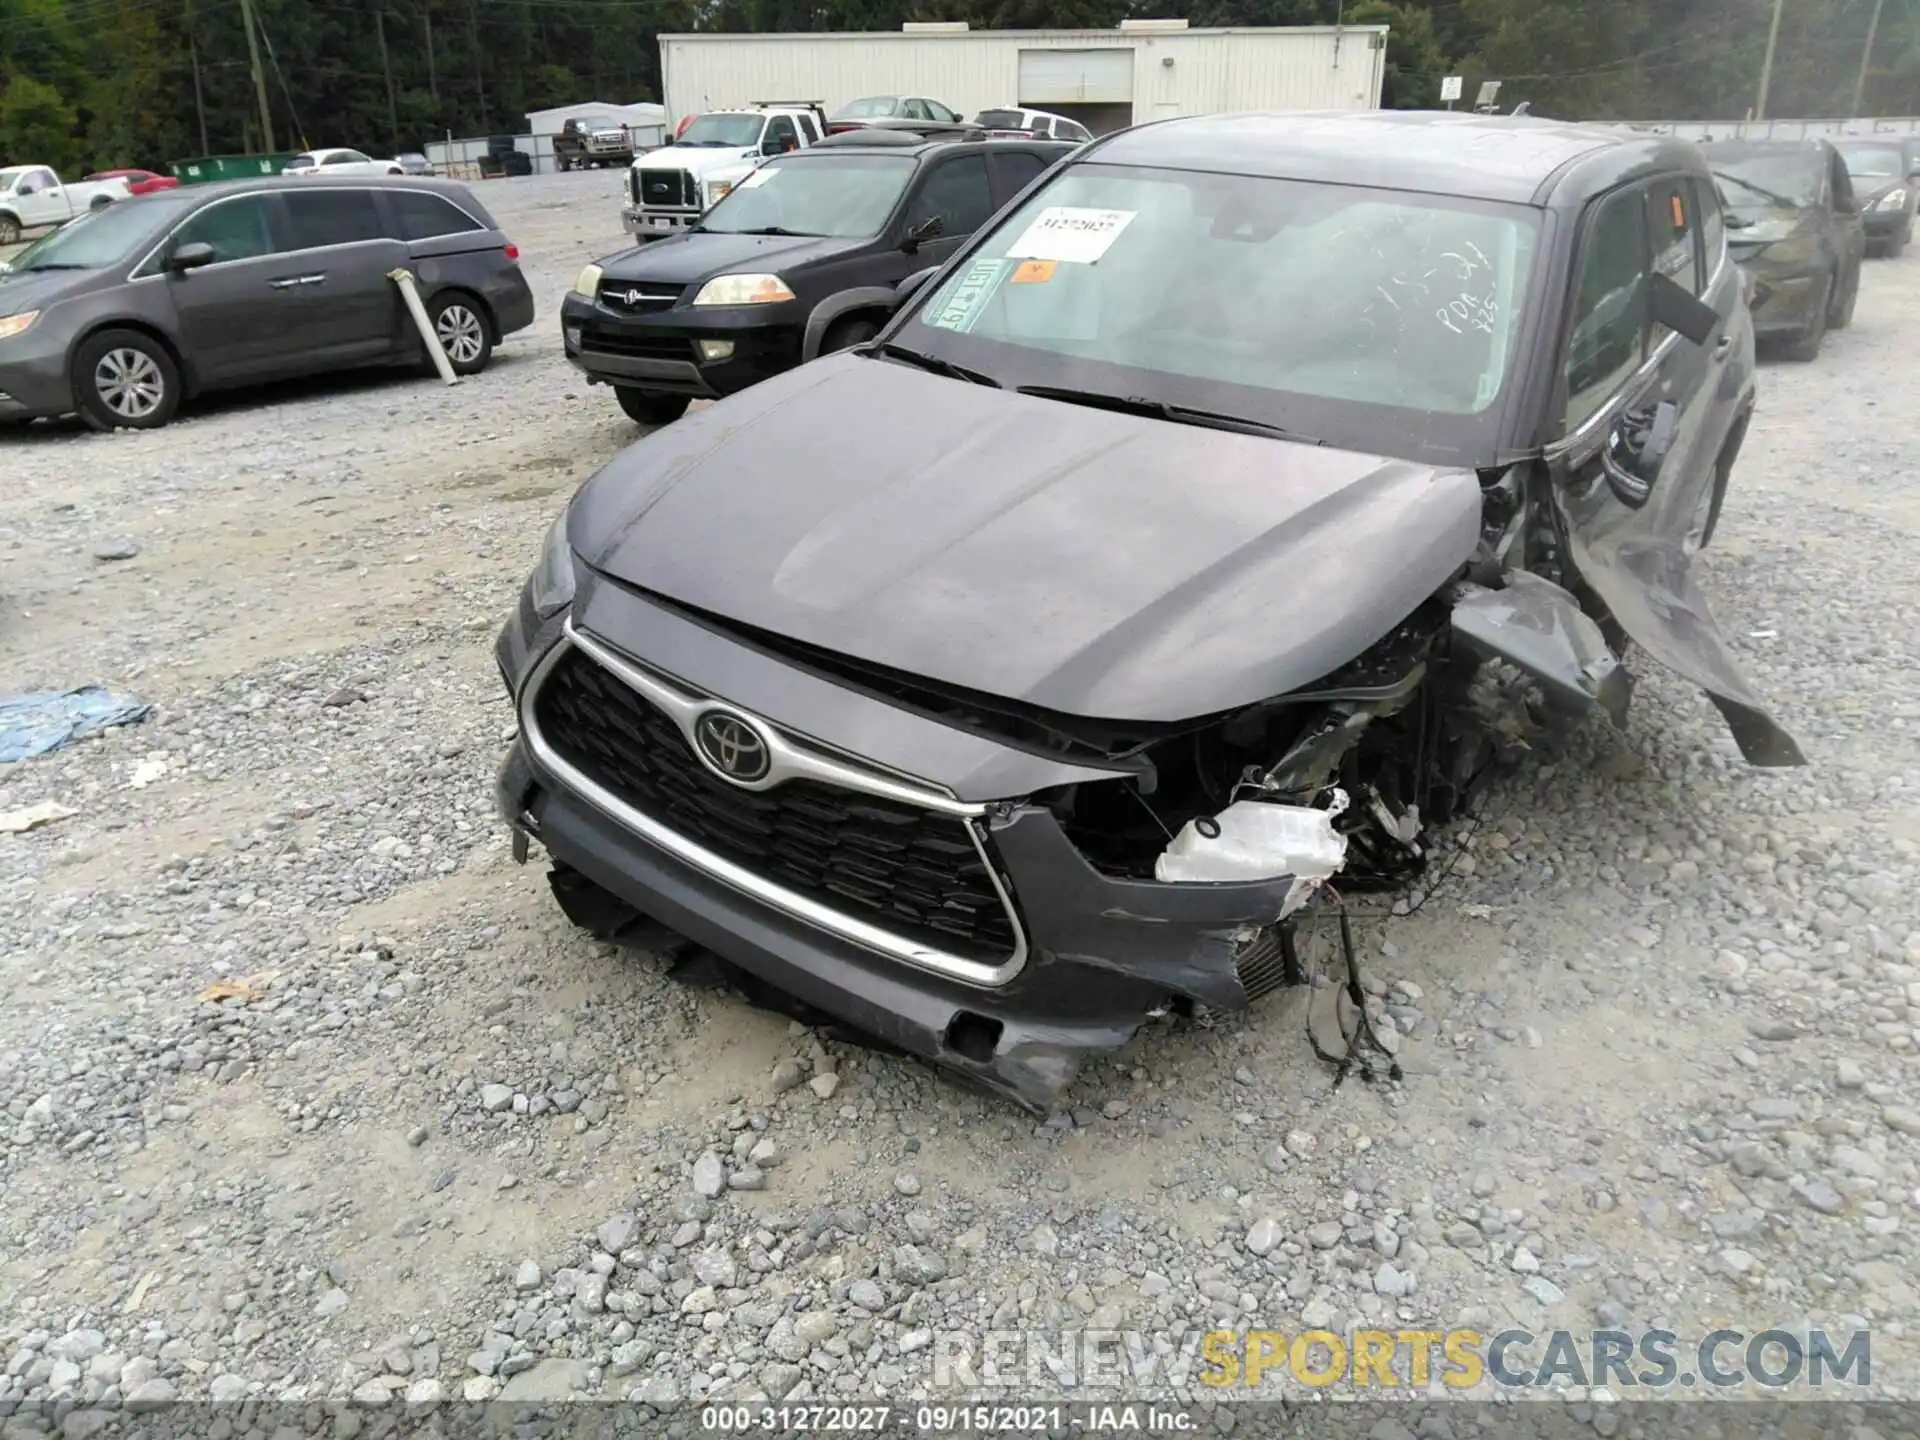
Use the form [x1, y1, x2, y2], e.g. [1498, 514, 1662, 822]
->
[559, 130, 1072, 425]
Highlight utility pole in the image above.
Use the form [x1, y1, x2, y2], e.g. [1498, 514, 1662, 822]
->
[374, 3, 400, 148]
[1851, 0, 1885, 116]
[185, 0, 210, 154]
[238, 0, 276, 152]
[424, 7, 439, 105]
[469, 0, 487, 129]
[1754, 0, 1785, 122]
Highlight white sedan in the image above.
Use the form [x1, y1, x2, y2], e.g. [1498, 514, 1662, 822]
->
[281, 148, 404, 177]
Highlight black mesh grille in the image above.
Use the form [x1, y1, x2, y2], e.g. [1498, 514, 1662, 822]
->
[579, 329, 695, 361]
[534, 648, 1019, 961]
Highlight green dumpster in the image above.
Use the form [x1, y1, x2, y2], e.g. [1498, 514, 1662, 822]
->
[170, 154, 303, 184]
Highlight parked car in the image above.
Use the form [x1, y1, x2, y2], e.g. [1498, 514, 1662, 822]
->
[281, 148, 404, 177]
[569, 132, 1072, 425]
[971, 108, 1094, 143]
[554, 117, 633, 171]
[395, 153, 432, 176]
[0, 177, 532, 430]
[826, 96, 962, 133]
[623, 105, 826, 240]
[85, 168, 182, 197]
[1832, 139, 1917, 256]
[1708, 138, 1861, 359]
[496, 113, 1798, 1110]
[0, 167, 133, 245]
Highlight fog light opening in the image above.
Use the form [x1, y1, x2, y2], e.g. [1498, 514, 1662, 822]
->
[695, 338, 735, 363]
[944, 1011, 1002, 1064]
[564, 325, 582, 351]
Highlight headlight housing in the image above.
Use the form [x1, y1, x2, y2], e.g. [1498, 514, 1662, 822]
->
[529, 511, 576, 620]
[573, 263, 604, 298]
[704, 179, 734, 205]
[1875, 188, 1910, 211]
[692, 273, 796, 307]
[0, 311, 39, 342]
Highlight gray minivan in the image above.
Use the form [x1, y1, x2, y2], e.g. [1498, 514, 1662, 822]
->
[0, 177, 534, 430]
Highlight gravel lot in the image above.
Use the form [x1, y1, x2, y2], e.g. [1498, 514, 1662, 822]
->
[2, 168, 1916, 1420]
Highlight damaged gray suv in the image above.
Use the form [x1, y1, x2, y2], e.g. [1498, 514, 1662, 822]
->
[495, 112, 1802, 1111]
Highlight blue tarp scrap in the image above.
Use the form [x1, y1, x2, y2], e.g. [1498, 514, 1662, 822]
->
[0, 686, 153, 764]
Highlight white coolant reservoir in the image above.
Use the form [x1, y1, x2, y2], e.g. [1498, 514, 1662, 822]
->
[1153, 795, 1349, 895]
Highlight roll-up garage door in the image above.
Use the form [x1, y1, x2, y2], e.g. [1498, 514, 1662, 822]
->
[1017, 48, 1135, 105]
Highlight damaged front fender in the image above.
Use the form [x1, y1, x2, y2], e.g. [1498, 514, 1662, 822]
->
[1451, 570, 1633, 729]
[1550, 460, 1805, 768]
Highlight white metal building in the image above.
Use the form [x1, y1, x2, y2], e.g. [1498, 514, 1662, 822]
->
[658, 22, 1387, 136]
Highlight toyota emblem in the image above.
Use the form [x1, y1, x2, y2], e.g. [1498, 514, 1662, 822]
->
[695, 711, 771, 783]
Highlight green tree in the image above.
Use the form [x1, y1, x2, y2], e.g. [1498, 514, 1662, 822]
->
[0, 75, 79, 168]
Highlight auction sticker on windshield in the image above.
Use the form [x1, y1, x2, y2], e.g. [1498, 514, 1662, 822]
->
[1006, 207, 1135, 264]
[926, 256, 1010, 332]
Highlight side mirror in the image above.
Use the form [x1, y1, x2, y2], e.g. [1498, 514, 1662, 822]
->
[901, 215, 943, 253]
[891, 267, 938, 311]
[167, 241, 216, 273]
[1648, 270, 1717, 346]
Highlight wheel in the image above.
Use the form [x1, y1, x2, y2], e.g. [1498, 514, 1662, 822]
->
[1889, 225, 1908, 258]
[90, 196, 112, 212]
[387, 166, 402, 176]
[1829, 262, 1859, 329]
[426, 292, 493, 375]
[1785, 276, 1831, 361]
[72, 328, 180, 430]
[614, 388, 690, 425]
[821, 315, 881, 354]
[0, 213, 19, 245]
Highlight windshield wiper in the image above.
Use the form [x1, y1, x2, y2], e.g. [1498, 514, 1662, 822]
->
[1713, 172, 1802, 210]
[1015, 385, 1323, 445]
[19, 262, 92, 271]
[725, 225, 817, 237]
[873, 342, 1002, 387]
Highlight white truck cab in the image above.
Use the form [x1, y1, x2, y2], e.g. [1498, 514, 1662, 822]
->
[0, 167, 132, 245]
[623, 104, 825, 240]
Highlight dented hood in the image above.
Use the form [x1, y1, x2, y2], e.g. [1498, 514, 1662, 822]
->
[570, 354, 1484, 723]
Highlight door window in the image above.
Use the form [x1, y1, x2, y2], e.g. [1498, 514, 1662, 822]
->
[764, 116, 799, 154]
[796, 112, 821, 143]
[929, 100, 960, 122]
[20, 170, 54, 195]
[903, 98, 932, 120]
[284, 188, 385, 248]
[1691, 176, 1725, 276]
[388, 189, 484, 240]
[906, 154, 994, 236]
[172, 196, 280, 264]
[1563, 186, 1649, 431]
[992, 151, 1048, 201]
[1646, 177, 1700, 297]
[326, 150, 370, 166]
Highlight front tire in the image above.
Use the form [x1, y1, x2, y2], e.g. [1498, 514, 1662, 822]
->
[1829, 261, 1859, 329]
[821, 315, 881, 354]
[1785, 276, 1831, 361]
[73, 329, 180, 431]
[426, 292, 493, 375]
[614, 388, 690, 426]
[0, 213, 19, 245]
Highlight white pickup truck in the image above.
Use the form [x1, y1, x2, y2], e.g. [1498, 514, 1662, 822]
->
[0, 166, 133, 245]
[622, 104, 825, 240]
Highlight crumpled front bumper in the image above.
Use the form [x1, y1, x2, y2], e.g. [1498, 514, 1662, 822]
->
[495, 730, 1297, 1113]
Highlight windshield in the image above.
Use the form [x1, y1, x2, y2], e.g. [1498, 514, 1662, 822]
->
[698, 154, 914, 238]
[4, 195, 189, 271]
[833, 97, 900, 120]
[1837, 143, 1903, 178]
[1710, 152, 1822, 211]
[893, 163, 1540, 461]
[678, 115, 764, 147]
[582, 117, 620, 131]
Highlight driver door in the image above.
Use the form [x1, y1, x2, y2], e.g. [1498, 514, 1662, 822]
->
[1547, 177, 1796, 766]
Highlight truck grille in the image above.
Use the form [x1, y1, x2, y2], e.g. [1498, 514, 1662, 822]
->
[532, 648, 1020, 963]
[638, 169, 696, 208]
